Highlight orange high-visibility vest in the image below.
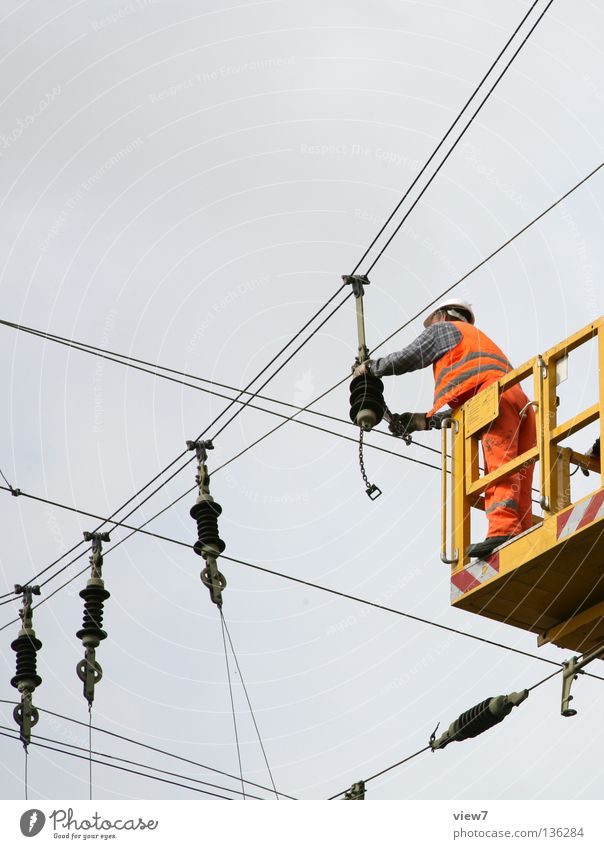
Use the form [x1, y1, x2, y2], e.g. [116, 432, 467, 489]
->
[427, 322, 512, 417]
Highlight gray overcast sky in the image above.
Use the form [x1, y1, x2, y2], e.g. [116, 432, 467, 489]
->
[1, 0, 604, 801]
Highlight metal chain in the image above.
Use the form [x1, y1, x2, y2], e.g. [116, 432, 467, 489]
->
[358, 430, 382, 500]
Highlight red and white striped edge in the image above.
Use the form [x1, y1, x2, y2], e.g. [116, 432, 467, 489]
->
[451, 552, 500, 602]
[557, 489, 604, 541]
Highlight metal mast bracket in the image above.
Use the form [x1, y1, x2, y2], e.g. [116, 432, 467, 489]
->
[561, 644, 604, 716]
[343, 274, 370, 363]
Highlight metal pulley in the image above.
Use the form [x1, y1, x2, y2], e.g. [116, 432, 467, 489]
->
[187, 439, 227, 607]
[11, 584, 42, 747]
[430, 690, 528, 751]
[76, 532, 111, 706]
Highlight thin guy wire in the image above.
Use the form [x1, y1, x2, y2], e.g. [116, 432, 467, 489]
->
[0, 492, 573, 674]
[2, 168, 602, 646]
[0, 730, 234, 800]
[328, 662, 567, 799]
[24, 746, 28, 800]
[0, 700, 296, 798]
[4, 149, 596, 604]
[0, 320, 541, 498]
[88, 707, 92, 801]
[0, 4, 548, 560]
[370, 161, 604, 356]
[220, 609, 279, 799]
[0, 723, 264, 800]
[221, 612, 246, 800]
[354, 0, 541, 272]
[365, 0, 554, 273]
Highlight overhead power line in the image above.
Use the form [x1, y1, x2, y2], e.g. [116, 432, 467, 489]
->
[327, 663, 566, 800]
[0, 0, 557, 612]
[365, 0, 554, 273]
[0, 724, 259, 800]
[351, 0, 542, 273]
[2, 156, 601, 621]
[0, 729, 235, 800]
[0, 698, 297, 799]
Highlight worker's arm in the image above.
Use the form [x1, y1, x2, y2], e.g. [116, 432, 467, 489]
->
[368, 322, 462, 377]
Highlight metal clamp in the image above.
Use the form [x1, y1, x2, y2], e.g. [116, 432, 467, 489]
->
[441, 418, 459, 565]
[561, 643, 604, 716]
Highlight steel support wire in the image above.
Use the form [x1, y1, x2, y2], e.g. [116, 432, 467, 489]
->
[0, 724, 262, 800]
[355, 0, 543, 273]
[327, 665, 566, 800]
[364, 0, 554, 274]
[0, 1, 560, 608]
[0, 730, 235, 800]
[0, 699, 297, 799]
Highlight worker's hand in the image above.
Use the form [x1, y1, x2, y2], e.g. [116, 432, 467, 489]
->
[351, 360, 373, 379]
[388, 412, 428, 438]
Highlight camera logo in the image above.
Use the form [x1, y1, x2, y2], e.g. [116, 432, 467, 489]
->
[19, 810, 46, 837]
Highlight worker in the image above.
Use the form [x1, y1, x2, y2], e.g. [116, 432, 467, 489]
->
[352, 299, 536, 559]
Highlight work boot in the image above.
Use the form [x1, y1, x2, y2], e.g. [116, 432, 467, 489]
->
[465, 535, 513, 559]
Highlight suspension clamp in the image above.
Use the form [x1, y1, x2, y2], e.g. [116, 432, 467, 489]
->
[342, 274, 370, 299]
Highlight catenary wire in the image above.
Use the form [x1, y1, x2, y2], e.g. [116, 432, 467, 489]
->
[2, 165, 602, 643]
[327, 662, 566, 799]
[0, 2, 553, 565]
[351, 0, 541, 273]
[0, 699, 297, 798]
[0, 724, 263, 800]
[0, 8, 568, 602]
[0, 318, 542, 497]
[365, 0, 554, 274]
[0, 730, 234, 800]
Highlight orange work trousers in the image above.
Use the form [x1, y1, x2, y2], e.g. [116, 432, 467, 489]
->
[480, 383, 536, 538]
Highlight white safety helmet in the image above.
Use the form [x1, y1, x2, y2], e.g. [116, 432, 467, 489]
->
[423, 299, 475, 328]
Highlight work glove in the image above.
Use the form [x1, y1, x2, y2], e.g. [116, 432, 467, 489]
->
[388, 412, 429, 438]
[351, 360, 374, 379]
[581, 436, 600, 476]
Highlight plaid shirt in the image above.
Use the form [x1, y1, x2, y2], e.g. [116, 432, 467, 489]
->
[370, 322, 462, 377]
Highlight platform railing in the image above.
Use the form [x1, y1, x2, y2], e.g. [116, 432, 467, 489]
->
[443, 318, 604, 569]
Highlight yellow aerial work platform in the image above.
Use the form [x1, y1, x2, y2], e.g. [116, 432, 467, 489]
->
[442, 318, 604, 655]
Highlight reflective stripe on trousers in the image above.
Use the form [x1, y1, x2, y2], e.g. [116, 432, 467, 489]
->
[481, 383, 536, 538]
